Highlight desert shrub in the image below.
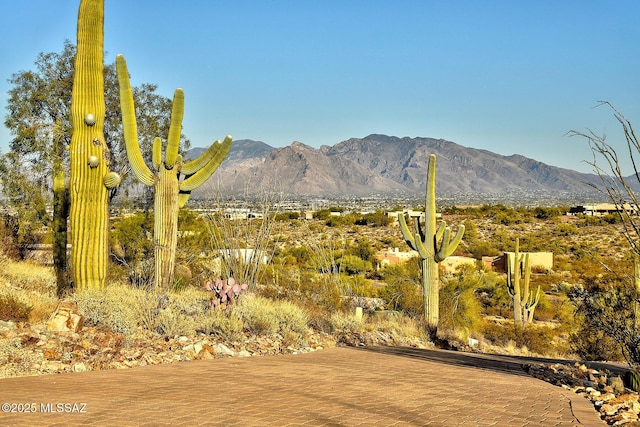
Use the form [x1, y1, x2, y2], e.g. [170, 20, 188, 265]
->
[554, 223, 579, 236]
[533, 207, 562, 220]
[0, 260, 58, 322]
[153, 307, 199, 337]
[466, 241, 502, 259]
[482, 321, 564, 356]
[74, 284, 211, 339]
[283, 246, 312, 265]
[379, 264, 423, 315]
[567, 281, 638, 363]
[203, 308, 245, 341]
[571, 326, 624, 362]
[338, 255, 372, 275]
[602, 213, 621, 224]
[0, 293, 31, 321]
[73, 284, 155, 337]
[474, 271, 512, 318]
[327, 309, 429, 347]
[232, 296, 310, 343]
[327, 311, 364, 334]
[348, 237, 376, 263]
[325, 215, 353, 227]
[342, 275, 378, 298]
[439, 266, 484, 335]
[354, 210, 391, 227]
[110, 212, 153, 268]
[313, 209, 331, 220]
[275, 212, 300, 221]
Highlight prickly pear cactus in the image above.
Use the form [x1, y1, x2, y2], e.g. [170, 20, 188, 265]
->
[68, 0, 120, 291]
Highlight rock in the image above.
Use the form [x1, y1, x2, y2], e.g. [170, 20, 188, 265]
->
[73, 362, 89, 372]
[212, 343, 235, 357]
[195, 344, 216, 360]
[608, 376, 627, 395]
[0, 320, 17, 338]
[47, 301, 84, 333]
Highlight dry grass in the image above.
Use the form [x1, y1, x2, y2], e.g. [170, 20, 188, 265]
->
[0, 256, 58, 323]
[0, 255, 57, 295]
[72, 283, 211, 340]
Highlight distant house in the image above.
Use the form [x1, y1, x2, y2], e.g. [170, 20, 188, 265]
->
[385, 209, 440, 224]
[210, 248, 271, 274]
[482, 256, 503, 271]
[376, 247, 419, 267]
[569, 203, 637, 216]
[376, 249, 475, 274]
[488, 251, 554, 273]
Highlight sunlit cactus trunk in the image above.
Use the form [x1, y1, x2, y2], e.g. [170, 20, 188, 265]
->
[68, 0, 109, 291]
[154, 166, 180, 289]
[422, 257, 440, 329]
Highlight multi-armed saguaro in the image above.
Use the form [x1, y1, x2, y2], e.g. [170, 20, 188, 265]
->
[116, 54, 232, 290]
[69, 0, 121, 291]
[398, 154, 464, 332]
[506, 238, 541, 328]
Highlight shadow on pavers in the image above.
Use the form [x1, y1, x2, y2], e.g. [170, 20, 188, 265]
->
[354, 346, 628, 379]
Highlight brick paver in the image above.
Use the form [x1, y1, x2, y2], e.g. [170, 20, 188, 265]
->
[0, 346, 604, 426]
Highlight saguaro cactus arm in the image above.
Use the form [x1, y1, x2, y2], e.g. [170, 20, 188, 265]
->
[164, 89, 184, 169]
[152, 137, 163, 171]
[435, 224, 465, 262]
[115, 54, 155, 186]
[181, 137, 228, 175]
[398, 213, 417, 249]
[180, 136, 232, 191]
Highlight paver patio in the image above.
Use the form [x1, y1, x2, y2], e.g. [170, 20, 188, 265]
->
[0, 346, 604, 426]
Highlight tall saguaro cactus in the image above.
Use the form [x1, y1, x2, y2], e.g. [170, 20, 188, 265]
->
[506, 238, 541, 328]
[116, 54, 232, 289]
[398, 154, 464, 332]
[69, 0, 121, 291]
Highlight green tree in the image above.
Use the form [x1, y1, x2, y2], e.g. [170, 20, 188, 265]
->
[0, 152, 48, 259]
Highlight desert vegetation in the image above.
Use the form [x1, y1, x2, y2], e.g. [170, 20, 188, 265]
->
[1, 197, 638, 375]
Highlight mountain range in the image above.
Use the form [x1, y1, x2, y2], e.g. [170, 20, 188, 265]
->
[186, 134, 604, 200]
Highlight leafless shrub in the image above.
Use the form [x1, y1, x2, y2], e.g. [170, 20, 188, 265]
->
[202, 186, 282, 289]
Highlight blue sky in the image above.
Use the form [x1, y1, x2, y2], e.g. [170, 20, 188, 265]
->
[1, 1, 639, 174]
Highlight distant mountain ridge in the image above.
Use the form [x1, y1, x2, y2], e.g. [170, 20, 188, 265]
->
[186, 135, 604, 199]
